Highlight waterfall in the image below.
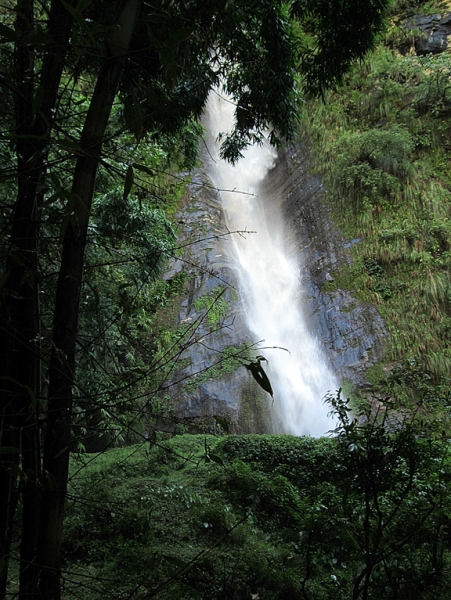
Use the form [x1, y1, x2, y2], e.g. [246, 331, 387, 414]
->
[204, 91, 338, 437]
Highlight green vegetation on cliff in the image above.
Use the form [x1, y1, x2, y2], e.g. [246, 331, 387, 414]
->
[303, 0, 451, 409]
[4, 0, 451, 598]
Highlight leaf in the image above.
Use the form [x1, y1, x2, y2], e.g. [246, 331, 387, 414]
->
[146, 24, 162, 49]
[92, 286, 100, 308]
[77, 0, 95, 12]
[56, 139, 83, 154]
[245, 359, 274, 399]
[123, 96, 144, 141]
[0, 447, 20, 455]
[60, 0, 80, 17]
[60, 0, 95, 22]
[147, 13, 169, 24]
[0, 23, 17, 41]
[123, 165, 134, 200]
[214, 415, 229, 433]
[160, 48, 176, 73]
[133, 162, 154, 177]
[209, 454, 225, 467]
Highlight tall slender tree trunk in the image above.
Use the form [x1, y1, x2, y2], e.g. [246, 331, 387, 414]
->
[0, 1, 74, 597]
[36, 2, 139, 598]
[18, 2, 76, 593]
[0, 2, 38, 595]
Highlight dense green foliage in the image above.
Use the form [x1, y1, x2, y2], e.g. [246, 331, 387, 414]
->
[303, 0, 451, 407]
[57, 2, 451, 597]
[61, 396, 451, 599]
[1, 0, 318, 594]
[7, 0, 451, 598]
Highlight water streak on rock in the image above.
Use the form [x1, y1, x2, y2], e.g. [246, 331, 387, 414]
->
[204, 91, 338, 436]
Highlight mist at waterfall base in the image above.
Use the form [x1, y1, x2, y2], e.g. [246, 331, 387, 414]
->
[204, 92, 338, 437]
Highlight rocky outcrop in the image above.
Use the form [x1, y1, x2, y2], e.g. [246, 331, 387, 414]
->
[405, 12, 451, 55]
[164, 139, 388, 429]
[265, 144, 388, 388]
[162, 167, 269, 431]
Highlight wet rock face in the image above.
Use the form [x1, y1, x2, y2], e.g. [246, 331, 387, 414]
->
[163, 167, 265, 428]
[166, 140, 388, 426]
[275, 143, 388, 387]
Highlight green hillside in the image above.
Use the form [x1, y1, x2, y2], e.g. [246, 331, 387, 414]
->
[303, 0, 451, 413]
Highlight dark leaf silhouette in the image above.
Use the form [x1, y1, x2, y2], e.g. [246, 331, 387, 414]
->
[214, 415, 229, 433]
[245, 356, 274, 400]
[123, 165, 134, 200]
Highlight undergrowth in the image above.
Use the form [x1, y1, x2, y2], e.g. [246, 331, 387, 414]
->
[64, 393, 451, 599]
[303, 2, 451, 401]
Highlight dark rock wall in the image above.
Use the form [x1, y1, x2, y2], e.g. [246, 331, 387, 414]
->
[276, 143, 388, 388]
[164, 140, 388, 429]
[163, 167, 269, 430]
[405, 12, 451, 55]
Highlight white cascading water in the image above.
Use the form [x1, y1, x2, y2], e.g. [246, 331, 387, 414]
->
[204, 91, 338, 437]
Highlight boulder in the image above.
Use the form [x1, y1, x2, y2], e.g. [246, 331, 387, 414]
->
[406, 13, 451, 55]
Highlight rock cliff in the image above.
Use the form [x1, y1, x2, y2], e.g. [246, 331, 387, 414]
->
[278, 143, 388, 387]
[163, 140, 388, 431]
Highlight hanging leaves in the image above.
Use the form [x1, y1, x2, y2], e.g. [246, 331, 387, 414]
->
[123, 165, 134, 200]
[214, 415, 230, 433]
[201, 438, 225, 467]
[123, 94, 144, 141]
[133, 162, 154, 177]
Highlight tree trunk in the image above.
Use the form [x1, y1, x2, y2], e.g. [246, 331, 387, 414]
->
[37, 2, 139, 597]
[0, 2, 38, 595]
[0, 1, 75, 597]
[18, 0, 77, 590]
